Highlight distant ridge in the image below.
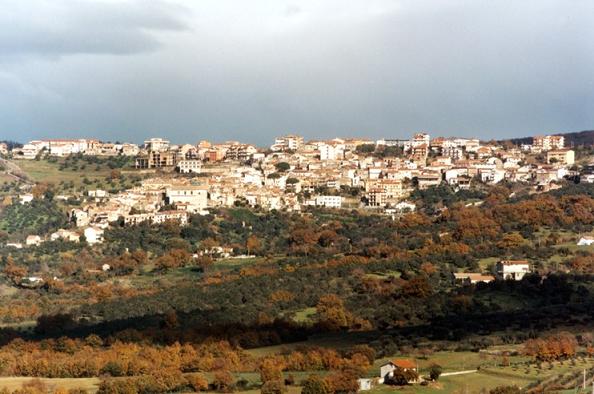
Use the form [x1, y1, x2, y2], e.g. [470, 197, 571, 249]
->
[500, 130, 594, 147]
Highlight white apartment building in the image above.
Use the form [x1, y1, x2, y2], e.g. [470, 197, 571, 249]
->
[165, 186, 208, 212]
[144, 138, 170, 152]
[16, 144, 41, 159]
[533, 135, 564, 151]
[271, 135, 304, 152]
[314, 195, 343, 208]
[177, 159, 202, 174]
[411, 132, 430, 147]
[319, 143, 345, 161]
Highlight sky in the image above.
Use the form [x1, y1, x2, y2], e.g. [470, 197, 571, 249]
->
[0, 0, 593, 146]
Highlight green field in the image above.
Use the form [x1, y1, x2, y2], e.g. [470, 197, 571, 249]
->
[11, 158, 143, 194]
[15, 159, 111, 184]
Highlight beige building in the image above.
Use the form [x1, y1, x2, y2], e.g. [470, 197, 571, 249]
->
[533, 135, 564, 151]
[547, 149, 574, 165]
[165, 186, 208, 212]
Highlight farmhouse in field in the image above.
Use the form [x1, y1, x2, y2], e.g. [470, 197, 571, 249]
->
[496, 260, 531, 281]
[577, 236, 594, 246]
[453, 272, 495, 285]
[379, 359, 419, 384]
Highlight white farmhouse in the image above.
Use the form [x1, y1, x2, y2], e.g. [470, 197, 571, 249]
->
[577, 236, 594, 246]
[496, 260, 531, 281]
[25, 235, 43, 246]
[19, 194, 34, 205]
[84, 227, 104, 245]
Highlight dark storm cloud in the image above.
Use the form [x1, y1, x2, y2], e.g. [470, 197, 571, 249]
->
[0, 0, 593, 145]
[0, 0, 188, 58]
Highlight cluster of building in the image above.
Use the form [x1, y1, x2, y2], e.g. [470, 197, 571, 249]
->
[453, 260, 532, 285]
[10, 139, 140, 159]
[126, 133, 575, 213]
[2, 132, 582, 246]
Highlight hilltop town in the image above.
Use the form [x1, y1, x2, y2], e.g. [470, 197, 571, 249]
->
[1, 132, 594, 394]
[0, 132, 583, 242]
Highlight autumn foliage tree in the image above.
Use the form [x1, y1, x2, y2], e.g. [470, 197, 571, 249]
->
[316, 294, 352, 331]
[155, 249, 191, 271]
[302, 375, 330, 394]
[3, 257, 27, 285]
[246, 234, 261, 256]
[259, 358, 284, 384]
[524, 332, 577, 362]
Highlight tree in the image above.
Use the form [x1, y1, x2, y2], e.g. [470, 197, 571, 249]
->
[155, 249, 191, 271]
[212, 370, 234, 392]
[259, 358, 283, 384]
[3, 258, 27, 285]
[195, 256, 213, 272]
[188, 373, 209, 392]
[316, 294, 352, 331]
[261, 379, 286, 394]
[496, 232, 526, 250]
[324, 370, 359, 394]
[301, 375, 330, 394]
[428, 364, 442, 381]
[200, 237, 218, 253]
[275, 162, 290, 172]
[109, 170, 121, 180]
[489, 386, 522, 394]
[400, 276, 432, 298]
[247, 235, 262, 256]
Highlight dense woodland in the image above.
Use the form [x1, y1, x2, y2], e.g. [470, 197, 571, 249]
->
[1, 178, 594, 392]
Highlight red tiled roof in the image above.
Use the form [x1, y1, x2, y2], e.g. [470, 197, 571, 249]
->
[391, 359, 416, 369]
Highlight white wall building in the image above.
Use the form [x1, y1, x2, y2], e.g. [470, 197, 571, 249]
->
[177, 159, 202, 174]
[84, 227, 104, 245]
[165, 186, 208, 212]
[314, 195, 343, 208]
[496, 260, 531, 281]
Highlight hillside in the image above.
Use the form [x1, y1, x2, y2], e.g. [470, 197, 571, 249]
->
[501, 129, 594, 147]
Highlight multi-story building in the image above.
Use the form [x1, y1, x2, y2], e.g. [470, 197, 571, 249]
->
[547, 149, 575, 165]
[13, 143, 42, 159]
[121, 143, 140, 156]
[411, 144, 429, 162]
[124, 210, 189, 226]
[376, 138, 409, 148]
[165, 185, 208, 212]
[177, 159, 202, 174]
[533, 135, 564, 151]
[416, 171, 442, 189]
[143, 138, 170, 152]
[135, 150, 177, 168]
[412, 132, 430, 147]
[314, 195, 343, 208]
[225, 144, 257, 161]
[319, 143, 345, 161]
[271, 135, 304, 152]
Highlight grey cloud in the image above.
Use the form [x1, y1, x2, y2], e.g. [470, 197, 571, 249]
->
[0, 0, 189, 59]
[0, 0, 593, 145]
